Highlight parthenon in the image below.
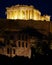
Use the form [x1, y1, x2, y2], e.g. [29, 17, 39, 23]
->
[6, 5, 50, 21]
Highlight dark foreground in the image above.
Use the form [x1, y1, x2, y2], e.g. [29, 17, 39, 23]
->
[0, 54, 52, 65]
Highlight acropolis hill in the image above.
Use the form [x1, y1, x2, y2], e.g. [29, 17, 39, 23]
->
[0, 5, 52, 58]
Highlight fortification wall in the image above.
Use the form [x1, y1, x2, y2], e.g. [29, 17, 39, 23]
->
[0, 19, 50, 36]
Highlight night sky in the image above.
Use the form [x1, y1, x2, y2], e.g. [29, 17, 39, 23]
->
[0, 0, 52, 20]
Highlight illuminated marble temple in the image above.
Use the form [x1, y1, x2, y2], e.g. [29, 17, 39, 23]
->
[6, 5, 50, 21]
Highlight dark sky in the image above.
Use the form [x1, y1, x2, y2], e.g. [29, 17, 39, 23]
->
[0, 0, 52, 20]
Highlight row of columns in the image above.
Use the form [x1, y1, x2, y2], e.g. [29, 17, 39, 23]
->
[7, 9, 34, 20]
[4, 33, 30, 48]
